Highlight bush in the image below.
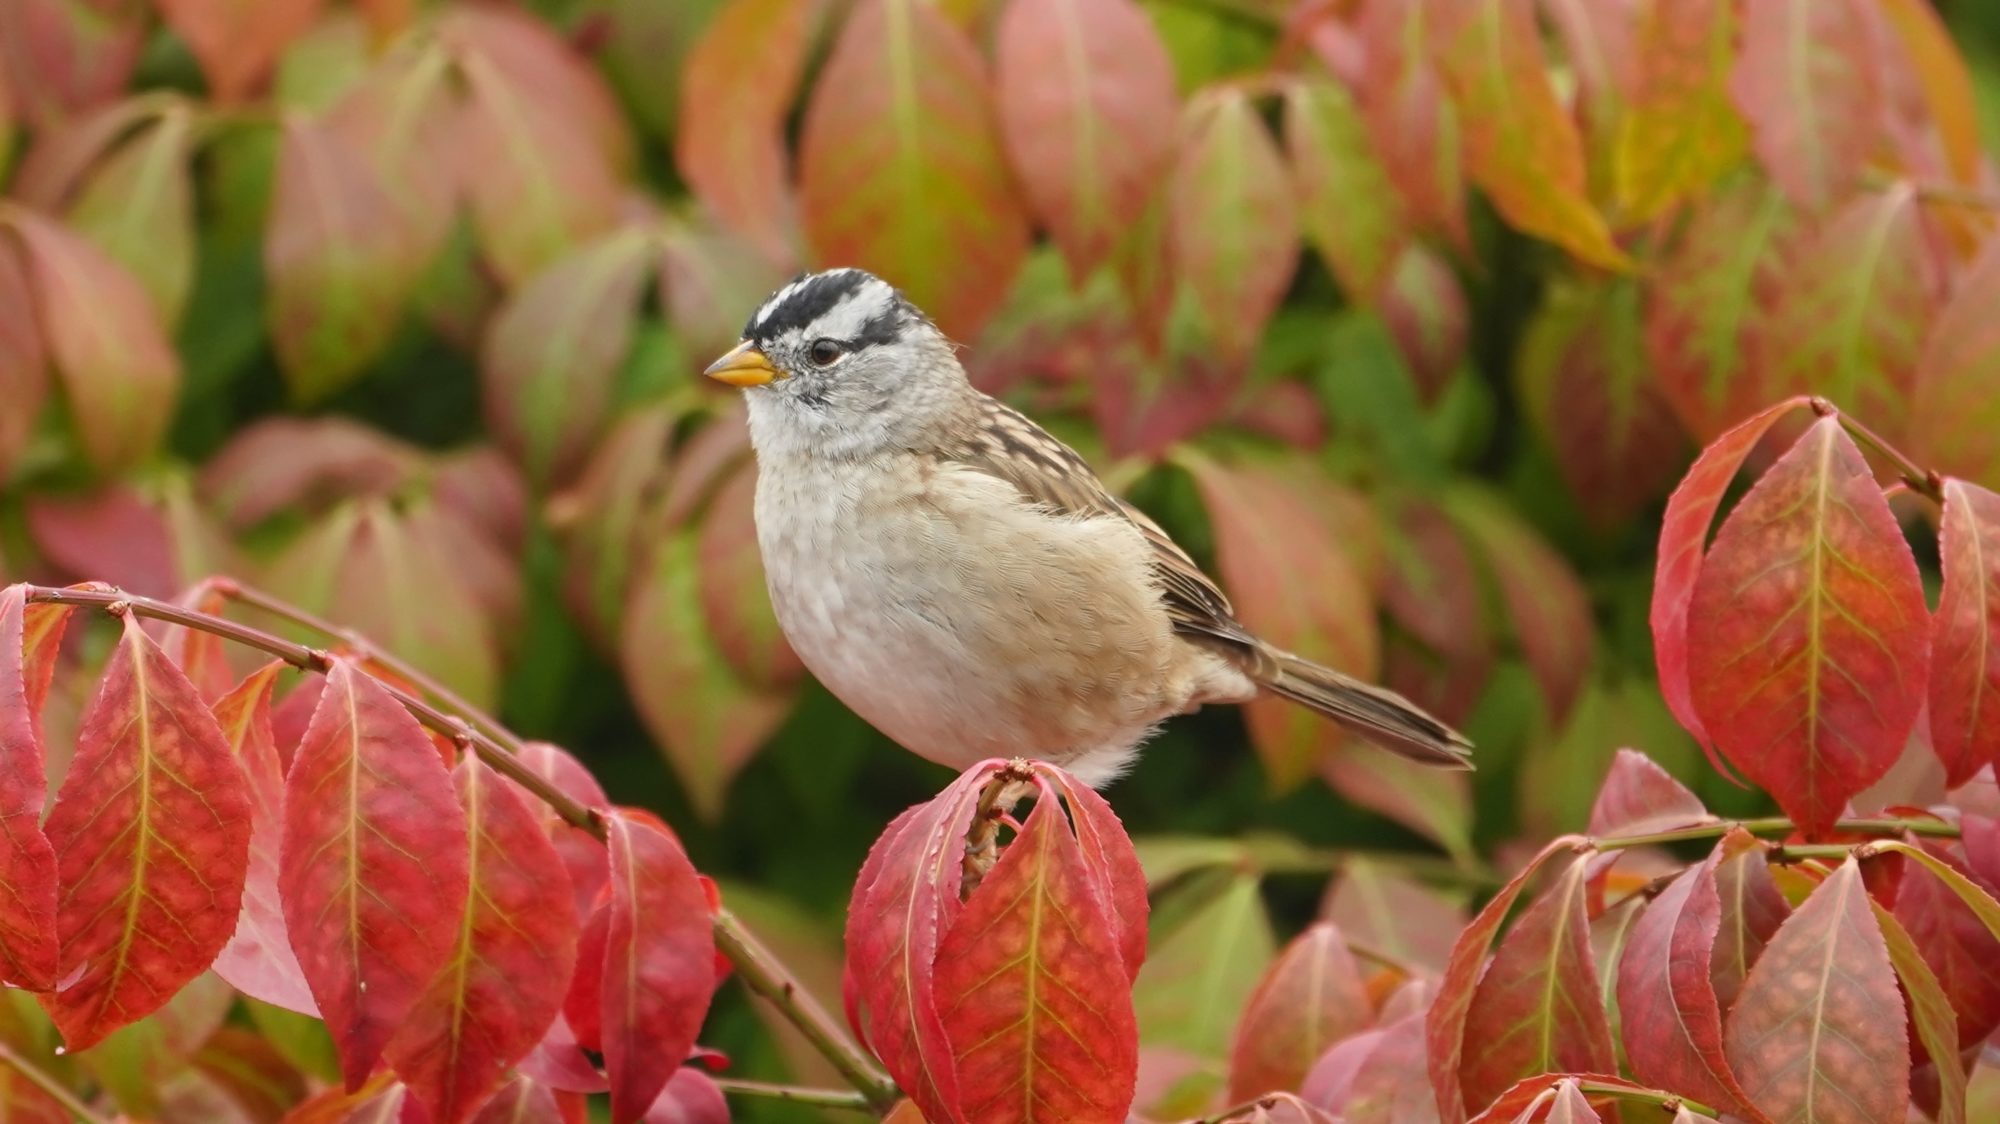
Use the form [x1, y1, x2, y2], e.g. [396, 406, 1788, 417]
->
[3, 1, 2000, 1123]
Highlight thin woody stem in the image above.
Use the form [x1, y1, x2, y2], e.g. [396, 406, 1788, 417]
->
[1591, 815, 1958, 852]
[213, 578, 525, 752]
[1813, 398, 1947, 504]
[711, 1077, 875, 1111]
[0, 1037, 109, 1124]
[17, 582, 900, 1113]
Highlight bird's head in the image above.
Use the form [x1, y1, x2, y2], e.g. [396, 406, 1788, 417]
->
[704, 268, 966, 459]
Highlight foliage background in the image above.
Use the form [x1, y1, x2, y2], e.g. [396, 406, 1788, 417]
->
[5, 0, 2000, 1118]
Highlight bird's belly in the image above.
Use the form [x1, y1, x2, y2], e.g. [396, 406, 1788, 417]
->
[756, 461, 1192, 773]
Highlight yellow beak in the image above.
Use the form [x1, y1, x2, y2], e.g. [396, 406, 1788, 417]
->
[704, 341, 780, 387]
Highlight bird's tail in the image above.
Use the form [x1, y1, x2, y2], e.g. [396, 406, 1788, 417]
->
[1253, 646, 1475, 770]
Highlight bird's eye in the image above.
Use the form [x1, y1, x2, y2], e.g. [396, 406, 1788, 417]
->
[808, 339, 845, 367]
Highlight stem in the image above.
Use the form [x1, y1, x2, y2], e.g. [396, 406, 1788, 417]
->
[1815, 399, 1946, 504]
[1575, 1080, 1713, 1119]
[1188, 1096, 1277, 1124]
[1593, 815, 1958, 852]
[713, 907, 901, 1112]
[19, 584, 901, 1112]
[711, 1078, 875, 1112]
[215, 580, 526, 753]
[0, 1038, 108, 1124]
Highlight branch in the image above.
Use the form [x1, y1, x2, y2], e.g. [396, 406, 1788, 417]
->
[711, 1077, 876, 1112]
[18, 582, 900, 1114]
[1591, 815, 1958, 852]
[1813, 398, 1946, 505]
[0, 1038, 108, 1124]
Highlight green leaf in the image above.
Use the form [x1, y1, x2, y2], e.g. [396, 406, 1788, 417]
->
[65, 104, 195, 325]
[1135, 869, 1274, 1058]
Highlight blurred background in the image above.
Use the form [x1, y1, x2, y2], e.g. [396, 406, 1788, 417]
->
[4, 0, 2000, 1117]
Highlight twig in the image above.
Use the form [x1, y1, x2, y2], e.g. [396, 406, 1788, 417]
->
[713, 907, 901, 1112]
[18, 583, 902, 1113]
[215, 579, 525, 753]
[1592, 815, 1958, 852]
[0, 1038, 108, 1124]
[1188, 1095, 1278, 1124]
[711, 1077, 876, 1112]
[1812, 398, 1946, 505]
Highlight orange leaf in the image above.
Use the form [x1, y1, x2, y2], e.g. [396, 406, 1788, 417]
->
[1431, 0, 1630, 271]
[1912, 244, 2000, 488]
[676, 0, 822, 265]
[155, 0, 322, 103]
[1931, 480, 2000, 787]
[1610, 0, 1747, 222]
[798, 0, 1029, 339]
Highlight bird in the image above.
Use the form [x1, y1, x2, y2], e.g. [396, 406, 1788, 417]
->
[704, 267, 1472, 787]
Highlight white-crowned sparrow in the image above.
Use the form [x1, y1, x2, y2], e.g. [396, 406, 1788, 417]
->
[705, 268, 1472, 786]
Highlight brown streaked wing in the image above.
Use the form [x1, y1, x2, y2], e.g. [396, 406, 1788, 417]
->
[937, 395, 1255, 650]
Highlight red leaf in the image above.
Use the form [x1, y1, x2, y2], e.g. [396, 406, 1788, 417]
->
[1228, 922, 1370, 1100]
[0, 1064, 67, 1124]
[1610, 0, 1747, 222]
[0, 587, 59, 989]
[1350, 0, 1466, 250]
[1707, 832, 1790, 1010]
[0, 0, 144, 127]
[1650, 397, 1812, 758]
[1431, 0, 1629, 270]
[0, 241, 47, 482]
[797, 0, 1029, 339]
[388, 758, 579, 1124]
[1170, 90, 1300, 366]
[1586, 749, 1711, 839]
[1723, 857, 1911, 1124]
[266, 115, 430, 405]
[1729, 0, 1882, 212]
[197, 417, 425, 531]
[1424, 837, 1585, 1124]
[481, 228, 654, 486]
[642, 1068, 728, 1124]
[1516, 277, 1688, 528]
[1931, 480, 2000, 786]
[599, 810, 716, 1124]
[695, 461, 802, 691]
[452, 43, 622, 286]
[1185, 454, 1379, 791]
[1320, 857, 1465, 975]
[620, 526, 793, 820]
[995, 0, 1176, 282]
[210, 662, 317, 1017]
[562, 907, 609, 1055]
[517, 742, 610, 922]
[657, 217, 793, 365]
[1447, 492, 1594, 725]
[1615, 836, 1762, 1120]
[1039, 770, 1147, 982]
[1687, 416, 1932, 837]
[1745, 183, 1940, 444]
[1913, 246, 2000, 488]
[1456, 855, 1616, 1114]
[675, 0, 817, 264]
[468, 1076, 581, 1124]
[39, 615, 252, 1049]
[155, 0, 321, 102]
[843, 766, 995, 1124]
[1871, 898, 1966, 1124]
[281, 660, 471, 1087]
[1892, 841, 2000, 1049]
[1306, 1008, 1434, 1124]
[935, 778, 1139, 1124]
[4, 207, 179, 474]
[1645, 182, 1800, 444]
[1378, 247, 1468, 410]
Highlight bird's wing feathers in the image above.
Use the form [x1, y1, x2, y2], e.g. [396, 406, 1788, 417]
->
[937, 396, 1258, 651]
